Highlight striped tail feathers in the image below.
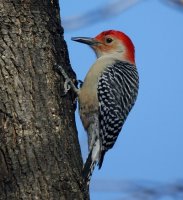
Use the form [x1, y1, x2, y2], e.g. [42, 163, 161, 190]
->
[82, 139, 100, 185]
[82, 150, 97, 186]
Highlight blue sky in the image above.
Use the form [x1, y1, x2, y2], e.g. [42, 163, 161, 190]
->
[60, 0, 183, 199]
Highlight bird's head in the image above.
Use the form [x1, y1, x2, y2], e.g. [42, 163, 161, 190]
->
[72, 30, 135, 64]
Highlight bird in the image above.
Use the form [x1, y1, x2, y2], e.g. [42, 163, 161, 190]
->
[56, 30, 139, 185]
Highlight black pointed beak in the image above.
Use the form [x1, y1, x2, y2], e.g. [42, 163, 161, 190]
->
[71, 37, 100, 46]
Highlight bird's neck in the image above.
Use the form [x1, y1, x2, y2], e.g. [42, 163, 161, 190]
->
[96, 52, 135, 65]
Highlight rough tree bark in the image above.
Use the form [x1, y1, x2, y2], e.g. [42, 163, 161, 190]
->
[0, 0, 88, 199]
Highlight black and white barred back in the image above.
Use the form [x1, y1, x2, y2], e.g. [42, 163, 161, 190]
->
[97, 60, 139, 168]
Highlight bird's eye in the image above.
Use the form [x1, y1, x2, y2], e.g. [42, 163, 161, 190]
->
[106, 38, 113, 43]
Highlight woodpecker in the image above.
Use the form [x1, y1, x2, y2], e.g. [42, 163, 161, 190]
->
[56, 30, 139, 185]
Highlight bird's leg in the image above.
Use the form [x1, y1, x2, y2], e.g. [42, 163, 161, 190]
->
[54, 64, 79, 95]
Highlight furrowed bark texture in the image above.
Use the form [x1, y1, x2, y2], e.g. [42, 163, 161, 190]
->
[0, 0, 88, 199]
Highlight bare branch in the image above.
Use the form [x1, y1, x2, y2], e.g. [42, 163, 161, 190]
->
[63, 0, 143, 31]
[91, 179, 183, 199]
[161, 0, 183, 10]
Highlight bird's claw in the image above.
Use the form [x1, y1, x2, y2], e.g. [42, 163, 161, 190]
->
[60, 79, 71, 97]
[54, 63, 79, 95]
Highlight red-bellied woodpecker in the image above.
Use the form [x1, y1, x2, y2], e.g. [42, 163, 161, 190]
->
[56, 30, 139, 185]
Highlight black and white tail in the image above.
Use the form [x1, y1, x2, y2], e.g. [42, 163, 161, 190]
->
[82, 150, 97, 185]
[82, 139, 100, 185]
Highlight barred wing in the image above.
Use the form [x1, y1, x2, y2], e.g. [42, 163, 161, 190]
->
[97, 61, 139, 168]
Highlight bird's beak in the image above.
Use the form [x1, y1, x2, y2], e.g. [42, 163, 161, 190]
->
[71, 37, 100, 46]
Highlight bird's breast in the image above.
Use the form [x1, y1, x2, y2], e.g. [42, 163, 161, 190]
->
[78, 56, 116, 129]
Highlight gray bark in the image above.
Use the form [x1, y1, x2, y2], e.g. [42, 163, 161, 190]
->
[0, 0, 88, 199]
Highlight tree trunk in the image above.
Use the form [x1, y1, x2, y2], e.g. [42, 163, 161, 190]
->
[0, 1, 88, 199]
